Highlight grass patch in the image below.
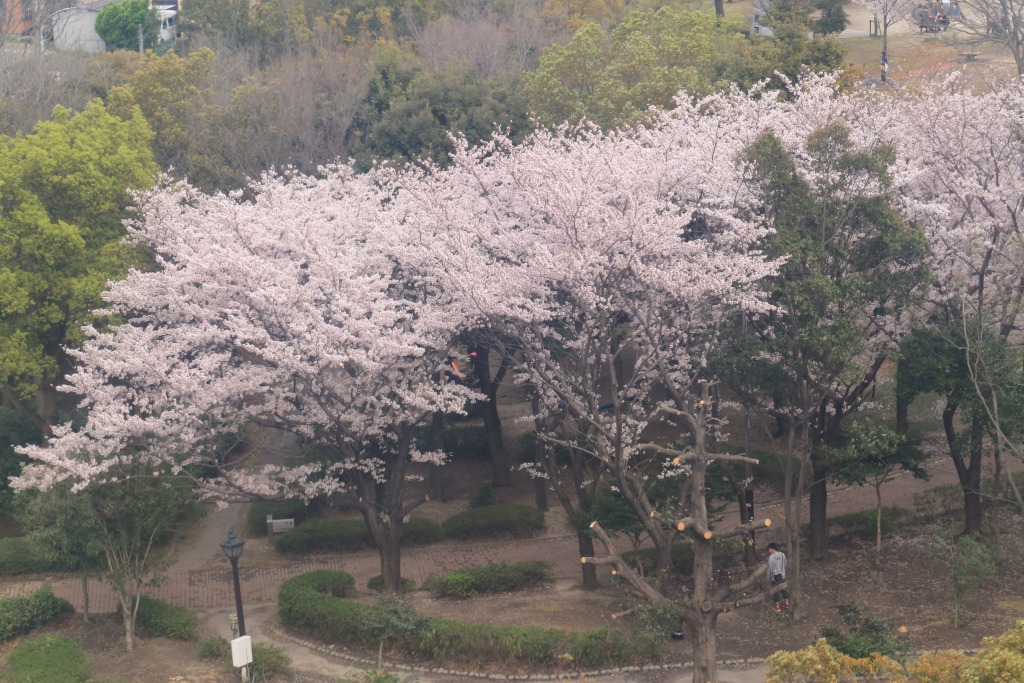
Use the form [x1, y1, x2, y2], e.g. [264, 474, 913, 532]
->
[7, 634, 89, 682]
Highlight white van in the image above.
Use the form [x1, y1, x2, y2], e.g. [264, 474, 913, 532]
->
[156, 8, 177, 43]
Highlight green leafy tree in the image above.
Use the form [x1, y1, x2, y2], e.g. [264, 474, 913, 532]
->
[924, 531, 996, 628]
[716, 125, 930, 618]
[825, 421, 928, 565]
[95, 0, 159, 52]
[352, 66, 530, 170]
[20, 483, 102, 622]
[523, 8, 740, 129]
[0, 101, 157, 442]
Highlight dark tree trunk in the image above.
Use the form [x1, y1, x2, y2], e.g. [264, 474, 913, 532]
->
[534, 473, 549, 511]
[378, 523, 403, 593]
[469, 342, 512, 487]
[690, 612, 720, 683]
[896, 393, 910, 433]
[808, 454, 828, 560]
[481, 394, 511, 487]
[943, 403, 984, 535]
[80, 563, 89, 623]
[577, 531, 599, 589]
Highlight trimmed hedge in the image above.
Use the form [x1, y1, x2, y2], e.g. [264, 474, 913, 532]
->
[0, 537, 72, 575]
[441, 504, 545, 540]
[402, 518, 444, 546]
[367, 576, 416, 593]
[0, 587, 74, 643]
[426, 562, 552, 598]
[7, 635, 89, 683]
[278, 571, 661, 669]
[136, 596, 199, 640]
[273, 519, 372, 554]
[246, 500, 317, 537]
[274, 517, 445, 554]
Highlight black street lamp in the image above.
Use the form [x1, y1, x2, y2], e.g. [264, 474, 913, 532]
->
[220, 530, 246, 637]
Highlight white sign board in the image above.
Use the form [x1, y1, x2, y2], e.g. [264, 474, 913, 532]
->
[231, 635, 253, 668]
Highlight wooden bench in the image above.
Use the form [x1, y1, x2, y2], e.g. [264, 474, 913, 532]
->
[959, 52, 979, 62]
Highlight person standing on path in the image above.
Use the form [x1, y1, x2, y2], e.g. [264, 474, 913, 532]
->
[767, 542, 789, 612]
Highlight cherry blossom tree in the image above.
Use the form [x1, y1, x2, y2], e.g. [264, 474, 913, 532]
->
[390, 81, 792, 683]
[15, 167, 478, 592]
[886, 78, 1024, 534]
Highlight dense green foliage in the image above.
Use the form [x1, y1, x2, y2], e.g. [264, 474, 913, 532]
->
[95, 0, 159, 51]
[426, 562, 552, 598]
[441, 504, 545, 540]
[820, 604, 910, 661]
[402, 517, 445, 545]
[135, 596, 200, 640]
[273, 518, 372, 553]
[279, 571, 661, 669]
[0, 588, 73, 643]
[6, 635, 89, 683]
[194, 635, 291, 679]
[0, 99, 156, 439]
[0, 536, 72, 575]
[366, 575, 416, 592]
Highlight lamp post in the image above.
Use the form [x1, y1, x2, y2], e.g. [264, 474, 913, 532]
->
[220, 530, 246, 637]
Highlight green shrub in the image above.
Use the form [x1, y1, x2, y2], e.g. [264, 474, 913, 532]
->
[0, 536, 72, 575]
[427, 562, 552, 598]
[278, 571, 660, 669]
[196, 635, 230, 660]
[247, 500, 317, 537]
[366, 575, 416, 592]
[251, 643, 291, 680]
[0, 587, 74, 643]
[469, 481, 496, 508]
[622, 542, 695, 577]
[345, 669, 401, 683]
[401, 518, 444, 546]
[442, 425, 490, 460]
[273, 518, 372, 554]
[135, 596, 199, 640]
[821, 604, 910, 661]
[7, 635, 89, 683]
[827, 507, 913, 540]
[441, 504, 544, 540]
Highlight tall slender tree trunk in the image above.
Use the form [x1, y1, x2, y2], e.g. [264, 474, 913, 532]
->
[577, 532, 599, 589]
[121, 595, 136, 651]
[808, 455, 828, 559]
[481, 395, 510, 487]
[80, 564, 90, 623]
[874, 483, 883, 567]
[944, 404, 984, 534]
[690, 612, 720, 683]
[427, 412, 446, 502]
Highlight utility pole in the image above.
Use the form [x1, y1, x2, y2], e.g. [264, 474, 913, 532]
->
[137, 22, 143, 53]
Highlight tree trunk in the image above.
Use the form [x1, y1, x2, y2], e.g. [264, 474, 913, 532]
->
[378, 526, 403, 593]
[81, 565, 90, 623]
[534, 474, 548, 511]
[808, 454, 828, 560]
[121, 595, 136, 651]
[481, 394, 511, 487]
[944, 405, 984, 535]
[874, 483, 883, 567]
[577, 531, 599, 589]
[690, 612, 720, 683]
[895, 391, 910, 434]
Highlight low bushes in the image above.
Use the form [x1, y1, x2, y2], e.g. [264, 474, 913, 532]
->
[278, 570, 661, 670]
[136, 596, 199, 640]
[195, 636, 291, 680]
[426, 562, 552, 598]
[367, 576, 416, 593]
[402, 518, 444, 546]
[826, 507, 913, 541]
[441, 504, 545, 540]
[0, 537, 72, 575]
[274, 517, 444, 553]
[7, 634, 89, 683]
[247, 500, 317, 537]
[0, 587, 73, 643]
[273, 519, 372, 554]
